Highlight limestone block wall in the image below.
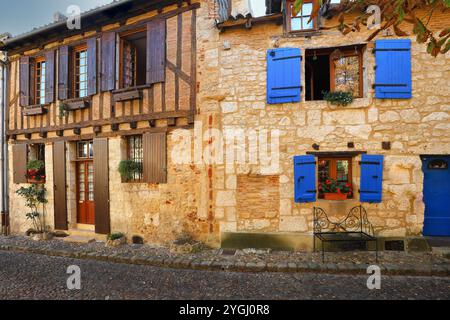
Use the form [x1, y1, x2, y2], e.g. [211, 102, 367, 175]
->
[208, 8, 450, 239]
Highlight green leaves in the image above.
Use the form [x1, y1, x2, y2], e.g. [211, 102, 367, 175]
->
[323, 91, 354, 107]
[118, 160, 143, 182]
[444, 0, 450, 8]
[292, 0, 304, 17]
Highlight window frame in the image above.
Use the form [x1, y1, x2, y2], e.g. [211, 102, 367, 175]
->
[119, 27, 147, 90]
[126, 135, 144, 182]
[318, 157, 353, 199]
[286, 0, 318, 33]
[77, 141, 94, 160]
[34, 56, 46, 105]
[305, 46, 364, 101]
[72, 44, 88, 99]
[26, 143, 46, 184]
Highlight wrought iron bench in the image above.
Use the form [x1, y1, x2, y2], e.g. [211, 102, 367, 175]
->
[314, 206, 378, 263]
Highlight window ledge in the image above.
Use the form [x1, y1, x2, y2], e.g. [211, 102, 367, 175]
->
[303, 97, 372, 109]
[61, 97, 92, 111]
[22, 105, 48, 116]
[285, 30, 322, 38]
[112, 86, 149, 103]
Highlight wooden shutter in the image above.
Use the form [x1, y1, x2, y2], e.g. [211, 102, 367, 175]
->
[143, 132, 167, 184]
[19, 56, 30, 107]
[294, 155, 317, 203]
[87, 37, 97, 96]
[58, 46, 70, 100]
[360, 155, 384, 203]
[13, 144, 28, 184]
[146, 19, 166, 84]
[53, 141, 68, 230]
[101, 32, 116, 92]
[93, 138, 110, 234]
[267, 48, 302, 104]
[45, 50, 55, 103]
[374, 39, 412, 99]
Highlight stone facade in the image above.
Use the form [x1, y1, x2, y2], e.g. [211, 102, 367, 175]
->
[4, 1, 450, 249]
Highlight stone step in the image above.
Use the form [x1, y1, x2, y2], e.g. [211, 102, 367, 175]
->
[63, 235, 96, 244]
[69, 228, 95, 238]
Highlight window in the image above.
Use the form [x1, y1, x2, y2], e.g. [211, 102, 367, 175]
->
[77, 141, 94, 159]
[27, 144, 46, 183]
[287, 0, 317, 32]
[34, 57, 46, 105]
[127, 135, 144, 182]
[318, 157, 353, 198]
[73, 45, 88, 98]
[120, 29, 147, 89]
[305, 46, 363, 101]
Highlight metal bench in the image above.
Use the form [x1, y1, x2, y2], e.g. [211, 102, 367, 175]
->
[314, 206, 378, 263]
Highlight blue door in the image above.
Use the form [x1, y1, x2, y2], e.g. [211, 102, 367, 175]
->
[422, 156, 450, 236]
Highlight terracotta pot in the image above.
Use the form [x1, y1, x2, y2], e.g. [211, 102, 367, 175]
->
[324, 193, 348, 201]
[27, 178, 45, 184]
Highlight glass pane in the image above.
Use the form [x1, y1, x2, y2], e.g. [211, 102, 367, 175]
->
[336, 160, 349, 182]
[291, 18, 301, 31]
[89, 142, 94, 158]
[303, 3, 313, 16]
[302, 17, 313, 30]
[333, 55, 360, 96]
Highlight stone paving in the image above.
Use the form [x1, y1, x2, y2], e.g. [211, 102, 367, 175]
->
[1, 250, 450, 300]
[0, 236, 449, 276]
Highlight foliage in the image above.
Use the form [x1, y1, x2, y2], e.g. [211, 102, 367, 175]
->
[118, 160, 142, 182]
[323, 91, 354, 106]
[27, 159, 44, 171]
[26, 160, 45, 182]
[107, 232, 125, 241]
[16, 184, 49, 233]
[293, 0, 450, 57]
[319, 179, 353, 195]
[58, 102, 68, 118]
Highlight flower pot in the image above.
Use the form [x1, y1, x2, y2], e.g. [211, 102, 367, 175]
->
[324, 193, 348, 201]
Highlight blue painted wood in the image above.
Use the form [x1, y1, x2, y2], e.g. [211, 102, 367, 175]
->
[267, 48, 301, 104]
[375, 39, 412, 99]
[422, 156, 450, 236]
[294, 155, 316, 203]
[360, 155, 384, 203]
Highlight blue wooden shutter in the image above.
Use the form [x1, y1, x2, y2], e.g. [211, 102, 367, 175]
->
[360, 155, 384, 203]
[294, 155, 316, 203]
[374, 39, 412, 99]
[267, 48, 302, 104]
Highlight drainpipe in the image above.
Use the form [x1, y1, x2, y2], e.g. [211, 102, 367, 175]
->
[0, 52, 9, 236]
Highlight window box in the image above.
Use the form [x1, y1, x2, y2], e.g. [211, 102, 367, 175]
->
[63, 97, 92, 111]
[324, 193, 348, 201]
[22, 105, 48, 116]
[113, 89, 142, 103]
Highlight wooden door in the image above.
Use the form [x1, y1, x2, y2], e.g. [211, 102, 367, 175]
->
[77, 161, 95, 225]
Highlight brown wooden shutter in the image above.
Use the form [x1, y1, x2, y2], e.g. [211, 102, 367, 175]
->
[143, 132, 167, 184]
[58, 46, 70, 100]
[13, 144, 28, 184]
[146, 19, 166, 84]
[93, 138, 110, 234]
[19, 56, 30, 107]
[45, 50, 55, 104]
[53, 141, 68, 230]
[87, 37, 97, 96]
[101, 32, 116, 92]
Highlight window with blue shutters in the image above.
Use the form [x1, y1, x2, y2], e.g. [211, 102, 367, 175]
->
[374, 39, 412, 99]
[294, 155, 317, 203]
[360, 155, 384, 203]
[267, 48, 302, 104]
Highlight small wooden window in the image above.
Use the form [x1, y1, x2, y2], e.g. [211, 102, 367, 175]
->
[318, 157, 353, 198]
[127, 135, 144, 182]
[77, 141, 94, 159]
[306, 46, 364, 101]
[34, 57, 46, 105]
[119, 29, 147, 89]
[73, 45, 88, 98]
[286, 0, 317, 33]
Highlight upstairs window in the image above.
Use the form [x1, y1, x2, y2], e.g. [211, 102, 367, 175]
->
[34, 57, 46, 105]
[287, 0, 317, 33]
[120, 29, 147, 89]
[73, 45, 88, 98]
[305, 46, 364, 101]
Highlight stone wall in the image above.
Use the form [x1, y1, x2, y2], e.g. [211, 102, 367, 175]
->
[206, 5, 450, 240]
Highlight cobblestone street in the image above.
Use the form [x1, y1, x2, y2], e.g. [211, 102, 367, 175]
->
[1, 250, 449, 300]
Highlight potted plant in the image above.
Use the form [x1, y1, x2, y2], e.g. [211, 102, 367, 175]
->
[118, 160, 142, 182]
[323, 91, 354, 107]
[26, 160, 46, 184]
[106, 232, 126, 247]
[16, 184, 51, 240]
[319, 179, 353, 201]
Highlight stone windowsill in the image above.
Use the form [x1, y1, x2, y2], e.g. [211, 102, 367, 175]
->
[303, 97, 372, 110]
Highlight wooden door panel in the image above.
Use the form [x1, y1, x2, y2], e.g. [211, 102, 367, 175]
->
[77, 161, 95, 225]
